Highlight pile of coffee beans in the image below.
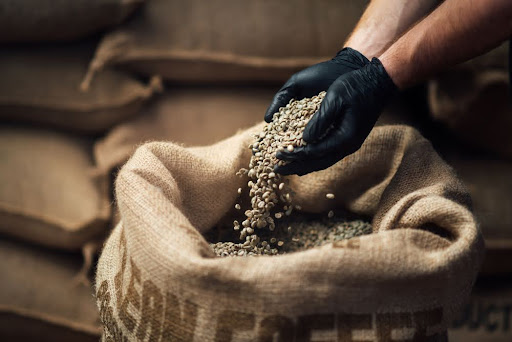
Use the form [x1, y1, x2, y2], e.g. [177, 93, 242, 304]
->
[207, 92, 372, 257]
[207, 212, 372, 257]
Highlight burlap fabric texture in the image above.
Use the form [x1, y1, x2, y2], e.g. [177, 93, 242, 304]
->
[96, 124, 484, 342]
[0, 238, 100, 342]
[0, 0, 144, 42]
[94, 87, 274, 174]
[0, 44, 160, 134]
[0, 126, 110, 250]
[83, 0, 369, 85]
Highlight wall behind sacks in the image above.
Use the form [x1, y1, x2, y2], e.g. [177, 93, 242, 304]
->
[0, 0, 145, 42]
[83, 0, 370, 85]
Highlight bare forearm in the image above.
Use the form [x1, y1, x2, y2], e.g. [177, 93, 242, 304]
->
[345, 0, 442, 58]
[380, 0, 512, 89]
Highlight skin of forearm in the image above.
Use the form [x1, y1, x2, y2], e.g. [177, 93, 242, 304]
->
[379, 0, 512, 89]
[345, 0, 442, 58]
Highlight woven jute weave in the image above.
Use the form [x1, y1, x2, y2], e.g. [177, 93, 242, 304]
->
[96, 124, 483, 342]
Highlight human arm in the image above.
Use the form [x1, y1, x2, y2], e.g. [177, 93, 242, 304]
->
[344, 0, 442, 58]
[264, 0, 441, 122]
[380, 0, 512, 89]
[276, 0, 512, 175]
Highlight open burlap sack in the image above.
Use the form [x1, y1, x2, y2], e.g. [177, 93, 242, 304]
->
[94, 86, 275, 174]
[428, 42, 511, 159]
[0, 0, 144, 42]
[0, 44, 160, 134]
[96, 124, 483, 341]
[0, 126, 110, 250]
[82, 0, 369, 86]
[0, 237, 100, 342]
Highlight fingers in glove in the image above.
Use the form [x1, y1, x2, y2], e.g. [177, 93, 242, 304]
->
[302, 85, 345, 143]
[264, 82, 297, 123]
[274, 153, 342, 176]
[275, 115, 363, 177]
[276, 138, 337, 162]
[278, 114, 359, 163]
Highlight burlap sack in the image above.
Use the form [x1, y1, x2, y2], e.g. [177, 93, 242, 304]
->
[94, 86, 275, 174]
[0, 237, 100, 342]
[0, 0, 144, 42]
[96, 124, 483, 341]
[428, 42, 511, 159]
[448, 277, 512, 342]
[0, 44, 160, 134]
[0, 126, 110, 250]
[82, 0, 369, 85]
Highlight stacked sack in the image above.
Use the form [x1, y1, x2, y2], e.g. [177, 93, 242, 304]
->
[0, 1, 152, 341]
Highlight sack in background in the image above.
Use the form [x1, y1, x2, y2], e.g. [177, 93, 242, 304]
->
[0, 126, 111, 250]
[0, 237, 100, 342]
[96, 124, 483, 341]
[0, 0, 144, 42]
[442, 155, 512, 276]
[83, 0, 369, 85]
[428, 42, 512, 159]
[0, 44, 160, 134]
[94, 86, 275, 174]
[449, 277, 512, 342]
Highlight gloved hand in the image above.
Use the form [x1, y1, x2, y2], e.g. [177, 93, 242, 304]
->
[264, 48, 370, 122]
[275, 57, 398, 176]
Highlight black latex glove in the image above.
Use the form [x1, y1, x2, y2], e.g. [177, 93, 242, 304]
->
[275, 57, 398, 176]
[264, 48, 370, 123]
